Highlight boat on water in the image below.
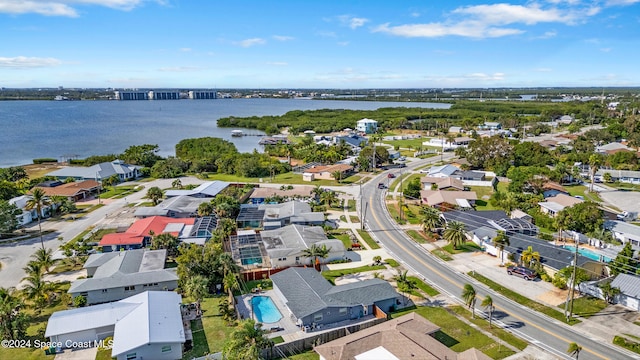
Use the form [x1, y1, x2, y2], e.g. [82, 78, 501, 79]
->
[231, 130, 244, 137]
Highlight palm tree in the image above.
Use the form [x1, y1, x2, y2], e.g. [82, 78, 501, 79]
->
[25, 188, 51, 249]
[197, 201, 215, 216]
[146, 186, 163, 205]
[420, 207, 442, 233]
[218, 252, 240, 278]
[49, 195, 66, 216]
[521, 246, 540, 267]
[223, 272, 240, 300]
[394, 269, 416, 305]
[22, 261, 43, 278]
[481, 295, 495, 328]
[0, 287, 30, 340]
[462, 283, 477, 318]
[320, 190, 338, 208]
[567, 342, 582, 359]
[218, 298, 236, 325]
[183, 274, 208, 304]
[331, 170, 343, 183]
[172, 178, 183, 189]
[492, 230, 510, 265]
[443, 221, 467, 250]
[599, 282, 621, 304]
[30, 248, 56, 274]
[151, 233, 180, 258]
[222, 319, 273, 360]
[588, 154, 602, 192]
[301, 244, 330, 270]
[22, 270, 53, 309]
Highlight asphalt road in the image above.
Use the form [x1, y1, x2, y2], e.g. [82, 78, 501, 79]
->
[361, 155, 639, 360]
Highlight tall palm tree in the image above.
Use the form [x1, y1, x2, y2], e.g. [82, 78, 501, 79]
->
[223, 272, 240, 301]
[222, 319, 273, 360]
[420, 207, 442, 233]
[25, 188, 51, 250]
[30, 248, 56, 274]
[567, 342, 582, 359]
[49, 195, 66, 216]
[521, 246, 540, 267]
[151, 233, 180, 258]
[218, 298, 236, 326]
[492, 230, 510, 265]
[146, 186, 163, 205]
[393, 269, 416, 305]
[462, 283, 477, 318]
[197, 201, 215, 217]
[0, 287, 29, 341]
[184, 274, 208, 304]
[301, 244, 330, 270]
[481, 295, 495, 328]
[218, 252, 240, 278]
[588, 153, 602, 193]
[21, 270, 52, 309]
[443, 221, 467, 250]
[320, 190, 338, 208]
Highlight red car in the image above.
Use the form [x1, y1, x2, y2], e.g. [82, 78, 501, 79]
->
[387, 173, 395, 178]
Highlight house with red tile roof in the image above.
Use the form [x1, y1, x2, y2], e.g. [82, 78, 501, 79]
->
[32, 180, 101, 202]
[99, 216, 196, 252]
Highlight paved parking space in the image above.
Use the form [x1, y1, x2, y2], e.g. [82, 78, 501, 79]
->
[54, 347, 97, 360]
[599, 190, 640, 214]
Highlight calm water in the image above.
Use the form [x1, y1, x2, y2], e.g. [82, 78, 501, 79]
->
[0, 98, 449, 167]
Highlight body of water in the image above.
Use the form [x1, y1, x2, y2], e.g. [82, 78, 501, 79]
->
[562, 245, 612, 263]
[0, 98, 449, 167]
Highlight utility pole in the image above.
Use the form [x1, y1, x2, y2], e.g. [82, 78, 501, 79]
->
[564, 243, 579, 322]
[359, 180, 364, 231]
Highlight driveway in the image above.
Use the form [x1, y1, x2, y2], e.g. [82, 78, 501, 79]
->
[54, 347, 97, 360]
[599, 190, 640, 214]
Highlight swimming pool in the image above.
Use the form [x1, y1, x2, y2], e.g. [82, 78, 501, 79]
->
[251, 296, 283, 323]
[562, 246, 612, 263]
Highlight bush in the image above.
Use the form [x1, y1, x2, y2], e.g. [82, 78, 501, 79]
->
[73, 295, 87, 307]
[613, 336, 640, 354]
[33, 158, 57, 164]
[540, 273, 551, 282]
[552, 274, 567, 289]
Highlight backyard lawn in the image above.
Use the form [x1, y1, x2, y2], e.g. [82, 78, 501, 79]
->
[181, 296, 236, 359]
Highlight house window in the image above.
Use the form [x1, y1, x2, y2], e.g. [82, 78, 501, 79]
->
[161, 345, 172, 353]
[101, 289, 108, 293]
[339, 308, 347, 315]
[126, 353, 136, 360]
[124, 286, 136, 291]
[313, 313, 323, 322]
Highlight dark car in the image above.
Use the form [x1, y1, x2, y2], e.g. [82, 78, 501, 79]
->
[507, 265, 536, 281]
[378, 182, 387, 189]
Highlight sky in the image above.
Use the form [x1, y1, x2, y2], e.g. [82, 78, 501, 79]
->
[1, 0, 639, 89]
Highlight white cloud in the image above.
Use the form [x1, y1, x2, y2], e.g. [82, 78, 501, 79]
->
[0, 0, 156, 16]
[235, 38, 266, 47]
[410, 11, 421, 18]
[606, 0, 640, 5]
[266, 62, 288, 66]
[600, 47, 612, 52]
[337, 41, 350, 46]
[0, 56, 61, 68]
[314, 68, 405, 83]
[337, 15, 369, 29]
[272, 35, 294, 41]
[180, 48, 192, 52]
[374, 3, 601, 39]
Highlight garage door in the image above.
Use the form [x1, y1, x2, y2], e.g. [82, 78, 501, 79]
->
[621, 296, 640, 311]
[61, 329, 97, 348]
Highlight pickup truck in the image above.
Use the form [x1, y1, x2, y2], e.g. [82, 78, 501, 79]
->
[617, 211, 638, 221]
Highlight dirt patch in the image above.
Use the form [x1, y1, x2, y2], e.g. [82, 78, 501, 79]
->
[23, 163, 65, 179]
[536, 288, 568, 306]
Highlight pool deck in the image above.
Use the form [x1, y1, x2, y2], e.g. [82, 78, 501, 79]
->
[235, 290, 380, 342]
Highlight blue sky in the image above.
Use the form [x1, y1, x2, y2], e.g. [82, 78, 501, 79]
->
[1, 0, 639, 88]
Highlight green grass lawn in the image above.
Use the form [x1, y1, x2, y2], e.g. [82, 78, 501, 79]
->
[322, 265, 386, 284]
[382, 137, 427, 149]
[99, 185, 139, 199]
[346, 199, 356, 211]
[328, 230, 355, 250]
[431, 249, 453, 261]
[286, 351, 320, 360]
[204, 171, 362, 186]
[385, 258, 400, 267]
[357, 229, 380, 249]
[95, 349, 112, 360]
[391, 306, 516, 359]
[558, 296, 608, 318]
[406, 229, 428, 244]
[469, 272, 580, 325]
[442, 241, 482, 254]
[402, 203, 423, 225]
[407, 276, 440, 296]
[349, 215, 360, 223]
[564, 184, 602, 202]
[449, 306, 528, 351]
[189, 296, 237, 356]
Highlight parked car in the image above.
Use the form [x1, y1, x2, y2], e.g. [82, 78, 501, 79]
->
[506, 265, 536, 281]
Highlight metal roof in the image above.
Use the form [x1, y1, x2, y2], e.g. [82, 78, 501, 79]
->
[611, 274, 640, 298]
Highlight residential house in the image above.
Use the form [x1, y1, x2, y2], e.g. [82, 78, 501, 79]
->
[356, 118, 378, 134]
[424, 137, 473, 150]
[596, 169, 640, 184]
[249, 185, 315, 204]
[32, 180, 101, 202]
[538, 194, 583, 217]
[314, 312, 491, 360]
[448, 126, 463, 134]
[47, 159, 142, 181]
[229, 229, 269, 268]
[420, 176, 465, 191]
[8, 195, 53, 227]
[420, 190, 477, 208]
[605, 220, 640, 250]
[444, 210, 603, 276]
[557, 115, 575, 124]
[164, 180, 229, 198]
[271, 267, 399, 328]
[134, 195, 211, 218]
[610, 274, 640, 311]
[334, 133, 368, 149]
[482, 121, 502, 130]
[68, 249, 178, 305]
[510, 209, 533, 223]
[542, 182, 569, 198]
[596, 142, 630, 154]
[45, 291, 185, 360]
[260, 224, 345, 268]
[98, 216, 216, 251]
[421, 164, 460, 178]
[303, 164, 353, 181]
[236, 201, 324, 229]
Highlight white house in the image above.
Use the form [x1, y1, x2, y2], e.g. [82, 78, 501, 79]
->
[45, 291, 185, 360]
[356, 118, 378, 134]
[47, 159, 143, 182]
[260, 224, 345, 268]
[611, 274, 640, 311]
[605, 220, 640, 250]
[8, 195, 53, 227]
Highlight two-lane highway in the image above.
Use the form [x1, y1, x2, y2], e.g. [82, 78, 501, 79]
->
[360, 155, 637, 360]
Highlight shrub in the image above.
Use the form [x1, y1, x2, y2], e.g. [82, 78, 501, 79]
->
[613, 336, 640, 354]
[73, 295, 87, 307]
[552, 274, 567, 289]
[33, 158, 58, 164]
[540, 273, 551, 282]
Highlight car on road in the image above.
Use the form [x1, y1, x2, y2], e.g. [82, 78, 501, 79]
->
[507, 265, 536, 280]
[387, 173, 395, 178]
[378, 183, 387, 189]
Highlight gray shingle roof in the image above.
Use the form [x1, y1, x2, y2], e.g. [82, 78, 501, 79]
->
[271, 268, 398, 319]
[48, 160, 142, 180]
[611, 274, 640, 298]
[164, 180, 229, 197]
